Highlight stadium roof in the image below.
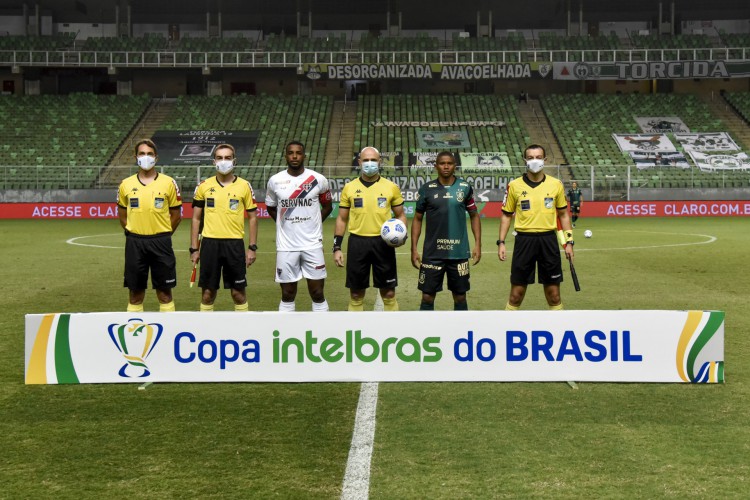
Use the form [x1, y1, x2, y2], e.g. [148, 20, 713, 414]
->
[0, 0, 747, 31]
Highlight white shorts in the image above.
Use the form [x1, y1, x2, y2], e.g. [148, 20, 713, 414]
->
[275, 248, 327, 283]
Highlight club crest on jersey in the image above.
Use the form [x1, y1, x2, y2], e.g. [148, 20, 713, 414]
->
[302, 182, 313, 191]
[229, 199, 239, 210]
[456, 190, 465, 202]
[544, 197, 554, 209]
[378, 197, 387, 208]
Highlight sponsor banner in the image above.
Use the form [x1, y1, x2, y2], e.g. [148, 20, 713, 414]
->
[151, 130, 258, 165]
[687, 151, 750, 172]
[676, 132, 741, 152]
[417, 130, 471, 149]
[0, 203, 272, 220]
[613, 133, 676, 153]
[635, 117, 690, 134]
[305, 63, 546, 80]
[371, 120, 505, 127]
[25, 310, 724, 384]
[629, 151, 690, 169]
[553, 61, 750, 80]
[459, 152, 511, 170]
[583, 200, 750, 217]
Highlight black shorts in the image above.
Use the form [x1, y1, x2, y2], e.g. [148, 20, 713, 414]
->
[510, 231, 563, 286]
[123, 232, 177, 290]
[198, 238, 247, 290]
[418, 259, 470, 295]
[571, 202, 581, 214]
[346, 234, 398, 290]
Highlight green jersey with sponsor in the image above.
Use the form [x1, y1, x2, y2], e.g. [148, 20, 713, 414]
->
[567, 187, 583, 205]
[415, 177, 477, 260]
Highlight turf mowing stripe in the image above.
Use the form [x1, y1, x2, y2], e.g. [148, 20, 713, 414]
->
[341, 382, 379, 500]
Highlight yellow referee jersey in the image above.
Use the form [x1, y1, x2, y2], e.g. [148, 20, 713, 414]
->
[193, 176, 257, 239]
[502, 174, 567, 232]
[340, 176, 404, 236]
[117, 173, 182, 235]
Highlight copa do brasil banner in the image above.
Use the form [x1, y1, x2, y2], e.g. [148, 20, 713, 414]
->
[26, 310, 724, 384]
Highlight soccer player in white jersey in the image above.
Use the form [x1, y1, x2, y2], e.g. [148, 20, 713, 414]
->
[266, 141, 333, 311]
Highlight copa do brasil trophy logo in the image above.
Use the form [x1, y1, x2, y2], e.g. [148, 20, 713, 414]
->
[108, 318, 164, 378]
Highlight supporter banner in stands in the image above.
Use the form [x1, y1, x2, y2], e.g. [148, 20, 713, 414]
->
[687, 151, 750, 172]
[553, 61, 750, 80]
[635, 117, 690, 134]
[350, 151, 405, 167]
[151, 130, 258, 165]
[629, 151, 690, 169]
[459, 152, 511, 171]
[613, 133, 676, 153]
[674, 132, 740, 152]
[371, 120, 505, 127]
[417, 131, 471, 149]
[327, 173, 508, 202]
[304, 62, 549, 80]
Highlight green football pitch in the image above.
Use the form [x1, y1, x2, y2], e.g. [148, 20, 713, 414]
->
[1, 217, 748, 498]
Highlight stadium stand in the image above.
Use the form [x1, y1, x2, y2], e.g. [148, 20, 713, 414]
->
[353, 94, 530, 171]
[0, 94, 150, 189]
[158, 94, 333, 190]
[541, 93, 750, 190]
[536, 32, 621, 62]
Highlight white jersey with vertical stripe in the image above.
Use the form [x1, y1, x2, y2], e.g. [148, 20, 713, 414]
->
[266, 168, 331, 251]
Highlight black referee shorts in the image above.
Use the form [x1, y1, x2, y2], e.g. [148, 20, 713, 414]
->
[510, 231, 563, 286]
[198, 238, 247, 290]
[345, 234, 398, 290]
[123, 232, 177, 291]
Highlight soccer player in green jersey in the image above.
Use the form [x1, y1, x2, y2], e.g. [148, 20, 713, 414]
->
[566, 181, 583, 227]
[411, 151, 482, 310]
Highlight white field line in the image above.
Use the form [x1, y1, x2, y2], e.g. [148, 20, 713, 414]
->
[67, 231, 717, 254]
[341, 382, 379, 500]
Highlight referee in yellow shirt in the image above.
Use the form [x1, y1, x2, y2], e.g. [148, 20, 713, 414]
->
[117, 139, 182, 312]
[190, 144, 258, 311]
[498, 144, 574, 310]
[333, 146, 407, 311]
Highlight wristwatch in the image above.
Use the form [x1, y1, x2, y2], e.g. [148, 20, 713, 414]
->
[247, 244, 258, 251]
[496, 240, 505, 246]
[189, 247, 199, 254]
[565, 241, 574, 246]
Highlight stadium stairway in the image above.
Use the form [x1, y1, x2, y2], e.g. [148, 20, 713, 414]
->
[518, 98, 568, 178]
[700, 94, 750, 151]
[98, 98, 177, 190]
[323, 100, 358, 172]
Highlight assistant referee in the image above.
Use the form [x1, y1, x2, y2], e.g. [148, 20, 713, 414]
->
[498, 144, 574, 310]
[117, 139, 182, 312]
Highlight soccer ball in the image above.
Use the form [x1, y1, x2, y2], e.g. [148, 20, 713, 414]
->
[584, 230, 593, 238]
[381, 218, 408, 247]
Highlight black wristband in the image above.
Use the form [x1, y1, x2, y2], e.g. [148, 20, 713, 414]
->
[333, 235, 344, 248]
[496, 240, 504, 246]
[247, 244, 258, 251]
[189, 247, 198, 254]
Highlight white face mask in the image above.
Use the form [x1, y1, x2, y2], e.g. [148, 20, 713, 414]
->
[526, 159, 545, 173]
[215, 159, 235, 175]
[361, 160, 379, 176]
[137, 155, 156, 171]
